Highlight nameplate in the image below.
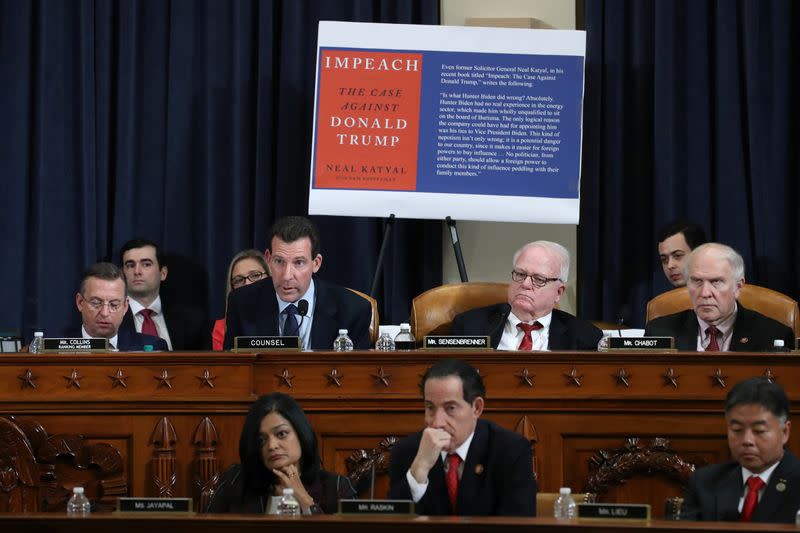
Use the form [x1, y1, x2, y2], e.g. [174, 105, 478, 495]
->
[234, 336, 301, 351]
[578, 502, 650, 520]
[608, 336, 673, 350]
[1, 336, 22, 353]
[338, 499, 414, 515]
[42, 338, 108, 353]
[117, 497, 193, 513]
[423, 336, 490, 349]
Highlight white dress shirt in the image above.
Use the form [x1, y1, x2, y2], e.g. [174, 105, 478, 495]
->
[405, 431, 475, 502]
[497, 311, 553, 351]
[127, 295, 173, 350]
[738, 460, 780, 512]
[276, 280, 316, 351]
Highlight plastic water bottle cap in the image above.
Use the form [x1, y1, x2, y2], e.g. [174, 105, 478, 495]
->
[338, 329, 348, 335]
[143, 344, 154, 352]
[399, 323, 410, 330]
[559, 487, 571, 495]
[773, 339, 785, 347]
[283, 488, 294, 495]
[73, 487, 84, 494]
[34, 332, 44, 337]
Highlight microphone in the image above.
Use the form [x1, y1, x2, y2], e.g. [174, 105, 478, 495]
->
[616, 305, 630, 337]
[296, 299, 309, 329]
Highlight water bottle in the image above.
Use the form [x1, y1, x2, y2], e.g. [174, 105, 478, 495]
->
[28, 332, 44, 354]
[795, 507, 800, 526]
[394, 323, 416, 350]
[276, 487, 301, 516]
[66, 486, 91, 516]
[375, 332, 396, 351]
[332, 329, 354, 352]
[553, 487, 576, 519]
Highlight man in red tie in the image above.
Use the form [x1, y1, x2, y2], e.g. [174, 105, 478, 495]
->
[388, 359, 537, 516]
[681, 377, 800, 523]
[450, 241, 602, 351]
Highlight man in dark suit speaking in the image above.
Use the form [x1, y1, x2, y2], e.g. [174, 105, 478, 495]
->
[681, 377, 800, 523]
[450, 240, 602, 351]
[388, 359, 537, 516]
[645, 243, 794, 351]
[223, 216, 371, 350]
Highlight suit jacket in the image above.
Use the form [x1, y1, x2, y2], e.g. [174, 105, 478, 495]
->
[644, 304, 794, 352]
[450, 303, 603, 351]
[222, 277, 371, 350]
[681, 450, 800, 523]
[69, 327, 168, 352]
[121, 301, 210, 351]
[388, 419, 537, 516]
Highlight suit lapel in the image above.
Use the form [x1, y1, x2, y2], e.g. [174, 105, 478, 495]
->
[752, 452, 800, 522]
[456, 421, 487, 515]
[675, 311, 698, 351]
[729, 304, 754, 351]
[715, 466, 743, 521]
[310, 279, 336, 350]
[547, 310, 568, 350]
[427, 456, 449, 514]
[488, 304, 510, 349]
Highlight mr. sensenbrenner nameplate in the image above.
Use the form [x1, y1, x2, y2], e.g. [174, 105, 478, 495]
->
[608, 336, 673, 350]
[338, 499, 414, 515]
[234, 336, 301, 351]
[117, 497, 193, 513]
[578, 502, 650, 520]
[43, 338, 107, 353]
[423, 336, 489, 349]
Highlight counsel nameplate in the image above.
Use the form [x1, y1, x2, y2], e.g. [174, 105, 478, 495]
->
[608, 336, 673, 350]
[578, 502, 650, 520]
[423, 336, 490, 349]
[117, 497, 193, 513]
[42, 338, 108, 353]
[338, 499, 414, 515]
[234, 336, 301, 351]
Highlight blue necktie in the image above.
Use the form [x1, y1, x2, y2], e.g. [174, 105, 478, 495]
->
[283, 304, 300, 337]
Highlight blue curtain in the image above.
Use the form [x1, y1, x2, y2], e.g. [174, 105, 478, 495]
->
[0, 0, 441, 340]
[579, 0, 800, 326]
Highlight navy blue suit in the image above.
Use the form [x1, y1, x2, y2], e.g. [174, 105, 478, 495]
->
[223, 277, 371, 350]
[388, 419, 537, 516]
[450, 303, 603, 351]
[116, 328, 168, 351]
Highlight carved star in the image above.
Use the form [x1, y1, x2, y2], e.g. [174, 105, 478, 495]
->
[18, 369, 37, 389]
[325, 368, 344, 387]
[371, 367, 391, 387]
[564, 367, 583, 387]
[762, 368, 778, 383]
[613, 368, 631, 388]
[63, 368, 82, 389]
[154, 368, 173, 389]
[196, 368, 216, 389]
[275, 368, 294, 388]
[662, 368, 679, 388]
[515, 368, 535, 388]
[710, 368, 728, 389]
[109, 368, 128, 389]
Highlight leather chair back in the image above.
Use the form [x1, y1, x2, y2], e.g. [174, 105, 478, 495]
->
[410, 282, 508, 340]
[646, 284, 800, 336]
[347, 288, 379, 345]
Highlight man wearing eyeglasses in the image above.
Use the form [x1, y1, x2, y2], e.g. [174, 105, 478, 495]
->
[76, 262, 168, 351]
[450, 241, 602, 350]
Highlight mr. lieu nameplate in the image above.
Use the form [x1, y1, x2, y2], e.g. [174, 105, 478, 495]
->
[608, 336, 673, 350]
[423, 336, 490, 349]
[42, 338, 108, 353]
[234, 336, 301, 351]
[578, 502, 650, 520]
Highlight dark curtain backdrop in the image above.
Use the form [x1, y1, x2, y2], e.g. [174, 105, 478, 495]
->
[580, 0, 800, 327]
[0, 0, 441, 341]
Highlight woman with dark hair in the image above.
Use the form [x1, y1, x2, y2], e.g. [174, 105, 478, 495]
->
[211, 249, 269, 350]
[206, 393, 356, 513]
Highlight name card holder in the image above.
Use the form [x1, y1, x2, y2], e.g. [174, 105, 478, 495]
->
[116, 497, 193, 513]
[42, 338, 108, 353]
[608, 336, 674, 351]
[423, 336, 490, 349]
[1, 335, 22, 353]
[577, 502, 650, 520]
[338, 499, 414, 515]
[234, 336, 301, 352]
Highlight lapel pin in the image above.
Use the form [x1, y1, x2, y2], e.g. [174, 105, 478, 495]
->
[776, 480, 787, 492]
[740, 337, 749, 344]
[474, 464, 484, 475]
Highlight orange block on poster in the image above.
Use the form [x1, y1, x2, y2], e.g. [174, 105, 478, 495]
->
[313, 49, 422, 191]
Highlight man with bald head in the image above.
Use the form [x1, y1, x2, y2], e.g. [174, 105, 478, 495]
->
[450, 241, 602, 350]
[645, 243, 793, 351]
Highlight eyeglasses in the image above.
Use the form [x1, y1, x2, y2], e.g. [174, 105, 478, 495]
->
[231, 271, 266, 289]
[511, 270, 561, 288]
[85, 298, 125, 314]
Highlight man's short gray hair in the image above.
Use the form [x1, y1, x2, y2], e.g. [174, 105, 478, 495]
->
[512, 241, 570, 282]
[683, 242, 745, 282]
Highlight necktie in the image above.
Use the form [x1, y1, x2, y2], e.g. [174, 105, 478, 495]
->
[139, 309, 159, 337]
[706, 325, 720, 352]
[740, 475, 765, 522]
[283, 304, 300, 337]
[517, 321, 543, 350]
[445, 453, 462, 514]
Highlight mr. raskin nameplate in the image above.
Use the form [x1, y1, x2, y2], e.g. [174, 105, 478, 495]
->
[117, 497, 193, 513]
[608, 336, 673, 350]
[42, 338, 107, 353]
[234, 336, 301, 351]
[338, 499, 414, 515]
[423, 336, 489, 349]
[578, 502, 650, 520]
